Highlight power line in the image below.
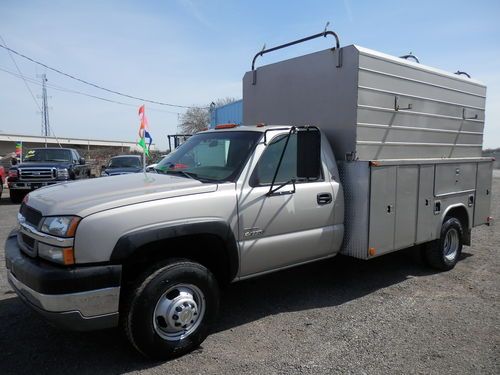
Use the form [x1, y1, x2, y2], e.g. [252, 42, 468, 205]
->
[0, 35, 62, 147]
[0, 43, 207, 109]
[0, 35, 41, 112]
[0, 66, 183, 115]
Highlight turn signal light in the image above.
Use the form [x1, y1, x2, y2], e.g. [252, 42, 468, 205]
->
[368, 247, 377, 256]
[63, 247, 75, 265]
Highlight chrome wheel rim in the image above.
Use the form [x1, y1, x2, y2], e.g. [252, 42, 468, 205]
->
[153, 284, 205, 341]
[443, 228, 459, 261]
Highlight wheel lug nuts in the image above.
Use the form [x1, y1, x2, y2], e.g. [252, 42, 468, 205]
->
[173, 314, 178, 320]
[175, 306, 182, 312]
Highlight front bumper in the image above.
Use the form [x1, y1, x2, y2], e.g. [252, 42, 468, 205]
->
[5, 231, 122, 331]
[8, 181, 60, 190]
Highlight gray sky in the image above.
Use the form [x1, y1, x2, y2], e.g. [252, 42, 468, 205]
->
[0, 0, 499, 150]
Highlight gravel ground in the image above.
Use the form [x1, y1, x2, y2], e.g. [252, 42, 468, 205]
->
[0, 177, 498, 375]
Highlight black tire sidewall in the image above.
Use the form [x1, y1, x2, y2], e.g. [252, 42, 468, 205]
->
[128, 261, 219, 359]
[10, 190, 24, 203]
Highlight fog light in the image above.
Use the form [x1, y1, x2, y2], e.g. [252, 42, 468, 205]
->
[38, 243, 75, 265]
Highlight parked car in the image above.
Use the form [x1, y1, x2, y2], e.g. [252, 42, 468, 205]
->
[145, 155, 168, 172]
[7, 147, 90, 203]
[101, 155, 143, 176]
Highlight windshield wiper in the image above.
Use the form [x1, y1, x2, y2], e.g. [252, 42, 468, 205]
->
[165, 170, 198, 180]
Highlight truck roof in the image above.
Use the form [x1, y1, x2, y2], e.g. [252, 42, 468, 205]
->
[202, 125, 292, 134]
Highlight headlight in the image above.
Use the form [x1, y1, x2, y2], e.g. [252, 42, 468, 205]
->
[8, 169, 19, 178]
[57, 168, 69, 180]
[40, 216, 81, 237]
[38, 243, 75, 265]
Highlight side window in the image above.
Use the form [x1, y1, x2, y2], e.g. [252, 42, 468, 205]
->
[251, 134, 297, 186]
[72, 151, 79, 163]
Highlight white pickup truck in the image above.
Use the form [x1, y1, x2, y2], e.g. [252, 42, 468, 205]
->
[5, 32, 493, 359]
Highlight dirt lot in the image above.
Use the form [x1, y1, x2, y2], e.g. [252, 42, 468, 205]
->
[0, 176, 498, 375]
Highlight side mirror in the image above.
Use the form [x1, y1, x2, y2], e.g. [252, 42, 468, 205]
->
[79, 157, 86, 165]
[101, 165, 106, 170]
[296, 128, 321, 180]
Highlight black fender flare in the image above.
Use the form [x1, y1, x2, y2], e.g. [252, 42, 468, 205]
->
[110, 220, 239, 281]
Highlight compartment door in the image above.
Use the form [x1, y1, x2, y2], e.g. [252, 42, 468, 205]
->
[394, 166, 419, 249]
[416, 165, 437, 243]
[473, 162, 493, 226]
[369, 166, 396, 255]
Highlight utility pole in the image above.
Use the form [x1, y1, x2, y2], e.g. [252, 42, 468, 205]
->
[39, 74, 50, 146]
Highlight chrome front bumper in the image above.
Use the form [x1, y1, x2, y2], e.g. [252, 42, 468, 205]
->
[5, 230, 121, 331]
[8, 271, 120, 331]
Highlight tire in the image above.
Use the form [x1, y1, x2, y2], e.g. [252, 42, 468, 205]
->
[423, 217, 463, 271]
[10, 189, 25, 204]
[122, 260, 219, 360]
[0, 179, 3, 200]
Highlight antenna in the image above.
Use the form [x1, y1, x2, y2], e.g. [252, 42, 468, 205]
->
[324, 21, 330, 33]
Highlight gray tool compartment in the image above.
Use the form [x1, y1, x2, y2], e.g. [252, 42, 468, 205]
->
[243, 40, 492, 260]
[243, 44, 486, 161]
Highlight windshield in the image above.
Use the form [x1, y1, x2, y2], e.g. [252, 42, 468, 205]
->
[156, 131, 262, 182]
[108, 156, 142, 168]
[24, 149, 72, 162]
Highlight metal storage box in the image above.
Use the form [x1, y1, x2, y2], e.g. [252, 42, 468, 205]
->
[243, 45, 486, 161]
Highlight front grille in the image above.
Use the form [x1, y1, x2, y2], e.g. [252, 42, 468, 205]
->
[19, 168, 56, 181]
[20, 203, 43, 227]
[21, 233, 35, 248]
[18, 232, 37, 257]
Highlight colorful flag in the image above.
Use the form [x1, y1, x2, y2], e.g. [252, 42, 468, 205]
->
[137, 105, 153, 156]
[15, 141, 22, 159]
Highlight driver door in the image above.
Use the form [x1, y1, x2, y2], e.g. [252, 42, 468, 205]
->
[237, 132, 336, 277]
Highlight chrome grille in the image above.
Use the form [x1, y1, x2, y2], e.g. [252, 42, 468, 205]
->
[19, 167, 56, 181]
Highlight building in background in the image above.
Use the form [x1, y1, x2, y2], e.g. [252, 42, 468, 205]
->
[0, 133, 156, 176]
[209, 100, 243, 128]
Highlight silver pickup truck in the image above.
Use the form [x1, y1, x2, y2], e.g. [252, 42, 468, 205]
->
[5, 33, 494, 360]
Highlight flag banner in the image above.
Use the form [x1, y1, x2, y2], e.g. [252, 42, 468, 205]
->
[15, 141, 22, 158]
[137, 105, 153, 156]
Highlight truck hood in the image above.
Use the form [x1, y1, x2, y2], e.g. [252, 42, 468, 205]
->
[26, 173, 218, 217]
[15, 162, 72, 169]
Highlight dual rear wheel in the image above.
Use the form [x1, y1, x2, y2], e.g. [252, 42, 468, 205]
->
[423, 217, 464, 271]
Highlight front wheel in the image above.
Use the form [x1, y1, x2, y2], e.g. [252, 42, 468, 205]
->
[9, 189, 26, 204]
[423, 217, 463, 271]
[122, 260, 219, 360]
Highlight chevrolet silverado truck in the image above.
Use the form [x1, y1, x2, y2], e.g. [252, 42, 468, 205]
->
[5, 32, 493, 360]
[7, 147, 90, 203]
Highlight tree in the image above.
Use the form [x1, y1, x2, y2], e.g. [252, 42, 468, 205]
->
[178, 107, 209, 134]
[178, 97, 237, 134]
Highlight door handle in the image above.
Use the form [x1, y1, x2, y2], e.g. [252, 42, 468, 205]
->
[317, 193, 332, 205]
